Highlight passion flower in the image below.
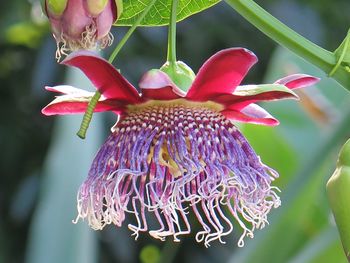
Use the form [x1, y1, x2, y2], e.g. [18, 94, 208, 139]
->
[42, 48, 319, 247]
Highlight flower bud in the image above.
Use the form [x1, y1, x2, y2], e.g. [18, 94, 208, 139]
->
[43, 0, 123, 60]
[160, 61, 196, 92]
[327, 139, 350, 261]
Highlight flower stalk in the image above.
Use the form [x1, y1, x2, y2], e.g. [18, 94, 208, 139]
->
[225, 0, 350, 91]
[167, 0, 178, 66]
[160, 0, 196, 92]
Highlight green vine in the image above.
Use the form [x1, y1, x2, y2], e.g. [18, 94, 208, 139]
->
[225, 0, 350, 91]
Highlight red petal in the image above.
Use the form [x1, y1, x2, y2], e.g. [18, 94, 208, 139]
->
[62, 51, 142, 103]
[139, 70, 185, 100]
[221, 104, 279, 126]
[186, 48, 258, 100]
[141, 86, 184, 100]
[45, 85, 92, 95]
[275, 74, 320, 89]
[42, 96, 124, 116]
[214, 84, 298, 110]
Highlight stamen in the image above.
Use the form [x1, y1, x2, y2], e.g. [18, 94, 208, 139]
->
[54, 21, 114, 62]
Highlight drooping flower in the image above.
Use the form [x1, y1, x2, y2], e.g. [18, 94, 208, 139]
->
[43, 0, 122, 60]
[42, 48, 319, 247]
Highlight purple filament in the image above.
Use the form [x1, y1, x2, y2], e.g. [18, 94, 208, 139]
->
[74, 103, 280, 247]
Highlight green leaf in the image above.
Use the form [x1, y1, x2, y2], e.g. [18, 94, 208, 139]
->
[116, 0, 221, 26]
[289, 227, 348, 263]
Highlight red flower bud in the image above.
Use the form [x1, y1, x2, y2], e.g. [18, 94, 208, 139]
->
[43, 0, 122, 60]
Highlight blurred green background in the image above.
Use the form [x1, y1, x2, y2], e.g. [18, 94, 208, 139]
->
[1, 0, 350, 262]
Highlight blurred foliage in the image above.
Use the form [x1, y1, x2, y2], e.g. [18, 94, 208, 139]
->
[25, 69, 99, 263]
[1, 0, 350, 262]
[140, 245, 161, 263]
[5, 21, 47, 48]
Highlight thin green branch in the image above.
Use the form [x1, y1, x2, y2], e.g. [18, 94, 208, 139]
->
[109, 0, 157, 63]
[167, 0, 178, 65]
[225, 0, 350, 91]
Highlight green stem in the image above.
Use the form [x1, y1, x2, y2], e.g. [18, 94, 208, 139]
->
[167, 0, 178, 65]
[225, 0, 350, 91]
[76, 0, 157, 139]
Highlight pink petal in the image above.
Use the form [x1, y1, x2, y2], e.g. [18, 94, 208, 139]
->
[62, 51, 142, 103]
[186, 48, 258, 100]
[139, 70, 185, 100]
[221, 104, 279, 126]
[42, 95, 125, 116]
[45, 85, 92, 96]
[95, 0, 117, 39]
[274, 74, 320, 89]
[214, 84, 298, 110]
